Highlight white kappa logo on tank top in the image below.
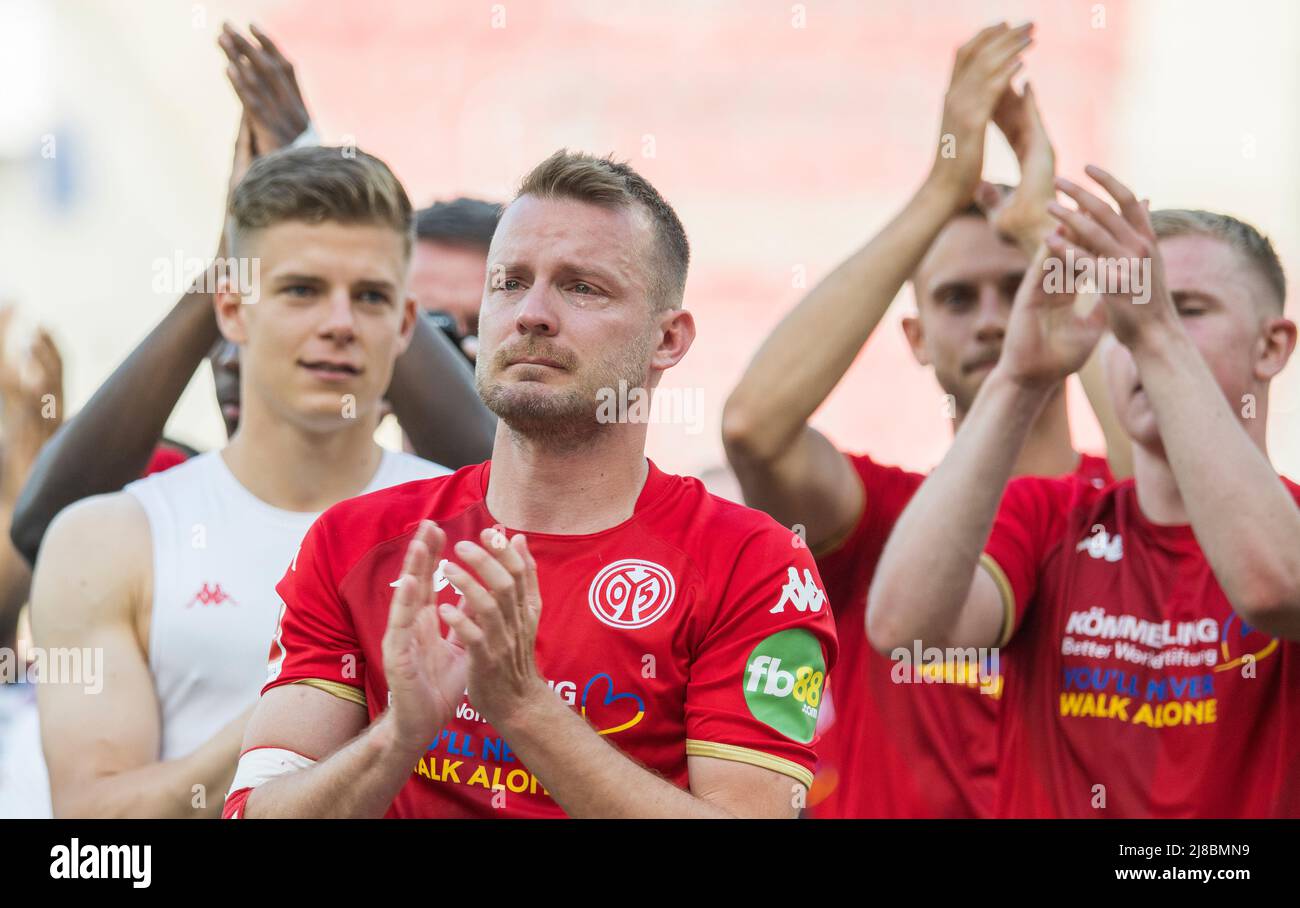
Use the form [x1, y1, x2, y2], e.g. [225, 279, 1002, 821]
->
[587, 559, 676, 630]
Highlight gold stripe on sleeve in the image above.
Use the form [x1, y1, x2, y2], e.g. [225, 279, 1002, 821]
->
[294, 678, 367, 707]
[978, 553, 1017, 648]
[685, 739, 814, 789]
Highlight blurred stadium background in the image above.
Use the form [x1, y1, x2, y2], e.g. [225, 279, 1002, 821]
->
[2, 0, 1298, 477]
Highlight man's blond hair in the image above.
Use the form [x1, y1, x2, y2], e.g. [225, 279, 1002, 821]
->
[1151, 209, 1286, 314]
[230, 146, 414, 258]
[515, 149, 690, 310]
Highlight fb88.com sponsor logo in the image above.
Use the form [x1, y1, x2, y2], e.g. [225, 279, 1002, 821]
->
[743, 628, 825, 744]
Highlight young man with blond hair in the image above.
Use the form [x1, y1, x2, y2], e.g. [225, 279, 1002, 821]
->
[32, 145, 447, 817]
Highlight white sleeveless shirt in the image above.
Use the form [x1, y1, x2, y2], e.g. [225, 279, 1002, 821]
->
[125, 449, 447, 761]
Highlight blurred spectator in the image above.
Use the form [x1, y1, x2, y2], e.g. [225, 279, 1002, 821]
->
[0, 306, 61, 817]
[411, 197, 502, 362]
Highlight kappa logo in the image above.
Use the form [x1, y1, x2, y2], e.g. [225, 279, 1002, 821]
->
[186, 583, 237, 608]
[388, 559, 461, 595]
[770, 566, 826, 614]
[588, 559, 676, 629]
[432, 559, 460, 594]
[1076, 524, 1123, 562]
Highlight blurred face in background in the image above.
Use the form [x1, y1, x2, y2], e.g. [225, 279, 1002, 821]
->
[904, 215, 1028, 416]
[475, 194, 686, 443]
[408, 239, 489, 350]
[216, 219, 417, 436]
[208, 338, 241, 437]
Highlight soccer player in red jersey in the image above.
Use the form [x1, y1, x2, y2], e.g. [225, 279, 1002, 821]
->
[723, 22, 1122, 818]
[224, 150, 838, 819]
[870, 166, 1300, 817]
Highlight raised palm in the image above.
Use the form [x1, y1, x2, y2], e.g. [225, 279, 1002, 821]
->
[979, 82, 1056, 254]
[382, 521, 469, 743]
[930, 22, 1034, 202]
[1000, 240, 1108, 388]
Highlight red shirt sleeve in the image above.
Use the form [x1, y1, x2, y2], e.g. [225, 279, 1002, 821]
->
[684, 522, 839, 789]
[981, 475, 1077, 644]
[263, 512, 367, 706]
[814, 453, 925, 616]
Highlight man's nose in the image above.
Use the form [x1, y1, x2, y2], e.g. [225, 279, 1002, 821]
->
[320, 289, 358, 342]
[973, 284, 1008, 341]
[514, 284, 560, 337]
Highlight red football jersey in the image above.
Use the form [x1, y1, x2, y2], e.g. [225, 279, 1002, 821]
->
[246, 460, 837, 818]
[983, 474, 1300, 817]
[142, 443, 189, 477]
[808, 452, 1111, 819]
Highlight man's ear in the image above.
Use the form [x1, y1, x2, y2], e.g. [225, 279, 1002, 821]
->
[1256, 315, 1298, 383]
[395, 294, 419, 355]
[650, 308, 695, 372]
[213, 271, 250, 345]
[901, 314, 931, 366]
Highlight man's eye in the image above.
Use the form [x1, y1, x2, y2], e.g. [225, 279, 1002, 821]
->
[359, 290, 390, 304]
[284, 285, 314, 298]
[572, 282, 594, 294]
[501, 278, 522, 291]
[1178, 305, 1206, 317]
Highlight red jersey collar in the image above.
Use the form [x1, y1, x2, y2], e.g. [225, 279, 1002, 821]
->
[474, 458, 671, 540]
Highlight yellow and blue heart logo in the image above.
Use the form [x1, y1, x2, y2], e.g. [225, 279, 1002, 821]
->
[1215, 614, 1279, 673]
[580, 673, 645, 736]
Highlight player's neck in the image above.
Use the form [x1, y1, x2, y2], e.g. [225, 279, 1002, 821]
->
[1132, 445, 1188, 524]
[955, 384, 1078, 478]
[1132, 418, 1271, 525]
[485, 421, 650, 535]
[221, 398, 385, 514]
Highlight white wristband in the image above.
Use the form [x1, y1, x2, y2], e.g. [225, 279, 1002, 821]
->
[229, 746, 317, 797]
